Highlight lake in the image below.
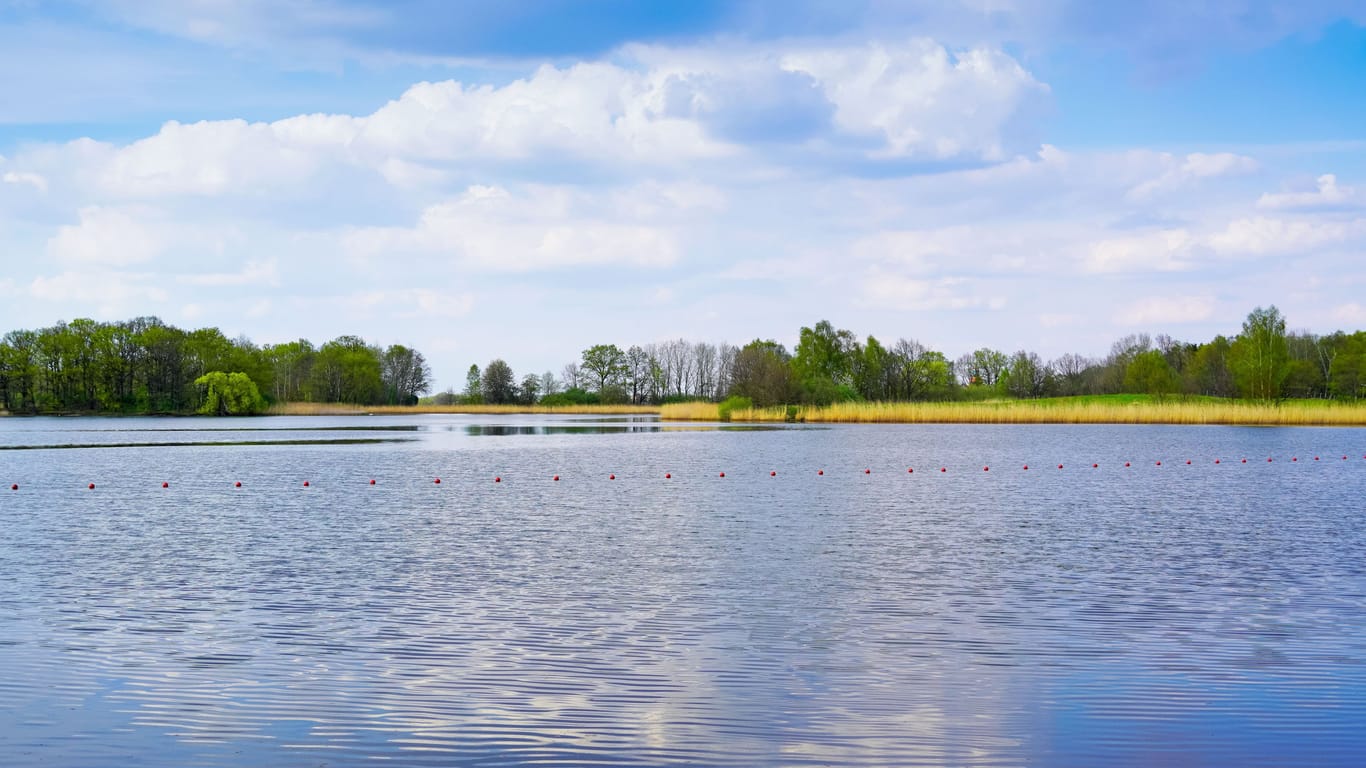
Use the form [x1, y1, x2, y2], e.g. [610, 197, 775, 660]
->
[2, 414, 1364, 767]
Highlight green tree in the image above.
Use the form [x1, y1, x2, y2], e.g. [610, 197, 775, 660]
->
[0, 329, 40, 412]
[1124, 349, 1180, 396]
[463, 364, 483, 404]
[792, 320, 857, 394]
[1229, 306, 1290, 400]
[1184, 336, 1234, 397]
[852, 335, 890, 400]
[1002, 351, 1048, 398]
[481, 359, 517, 404]
[1328, 332, 1366, 399]
[136, 321, 189, 413]
[729, 340, 795, 407]
[519, 373, 541, 405]
[957, 348, 1009, 388]
[311, 336, 383, 404]
[382, 344, 432, 405]
[195, 371, 267, 415]
[265, 340, 316, 402]
[580, 344, 627, 394]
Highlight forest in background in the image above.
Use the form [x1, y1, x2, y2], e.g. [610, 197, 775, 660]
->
[0, 317, 430, 415]
[3, 306, 1364, 415]
[453, 305, 1365, 407]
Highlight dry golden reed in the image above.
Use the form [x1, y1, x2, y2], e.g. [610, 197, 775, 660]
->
[661, 399, 1366, 426]
[269, 402, 659, 416]
[655, 401, 725, 421]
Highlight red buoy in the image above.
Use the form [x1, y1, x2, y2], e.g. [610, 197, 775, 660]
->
[1022, 465, 1028, 470]
[940, 467, 946, 473]
[1058, 464, 1063, 469]
[434, 478, 441, 484]
[494, 476, 501, 483]
[719, 472, 725, 478]
[609, 474, 616, 480]
[864, 468, 871, 474]
[1315, 456, 1320, 461]
[1214, 459, 1221, 464]
[88, 483, 95, 490]
[770, 471, 776, 477]
[1186, 460, 1191, 465]
[9, 484, 16, 491]
[1242, 458, 1247, 463]
[818, 470, 823, 475]
[1292, 457, 1298, 462]
[1268, 458, 1273, 462]
[235, 481, 242, 487]
[907, 467, 914, 473]
[162, 482, 169, 488]
[1125, 462, 1130, 467]
[303, 481, 310, 487]
[1092, 463, 1099, 468]
[1155, 461, 1161, 466]
[983, 466, 989, 471]
[665, 473, 671, 479]
[369, 479, 376, 485]
[553, 475, 560, 481]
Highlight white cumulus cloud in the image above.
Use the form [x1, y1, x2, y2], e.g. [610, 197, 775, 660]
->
[342, 184, 683, 271]
[45, 206, 164, 266]
[780, 39, 1046, 159]
[1115, 296, 1216, 326]
[3, 170, 49, 192]
[1257, 174, 1361, 211]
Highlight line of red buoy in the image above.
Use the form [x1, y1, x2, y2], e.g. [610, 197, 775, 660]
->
[6, 456, 1363, 493]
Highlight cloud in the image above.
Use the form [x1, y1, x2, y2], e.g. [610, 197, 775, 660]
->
[1038, 313, 1082, 328]
[860, 271, 1003, 311]
[1114, 295, 1216, 325]
[1127, 152, 1257, 199]
[45, 206, 164, 266]
[98, 115, 357, 197]
[342, 184, 684, 271]
[2, 171, 49, 193]
[779, 39, 1047, 159]
[352, 289, 475, 319]
[1257, 174, 1361, 211]
[29, 270, 169, 315]
[1084, 229, 1199, 273]
[1332, 302, 1366, 325]
[1207, 216, 1360, 255]
[177, 259, 279, 287]
[1083, 213, 1364, 272]
[10, 36, 1046, 207]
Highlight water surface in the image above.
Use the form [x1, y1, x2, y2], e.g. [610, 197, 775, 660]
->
[2, 415, 1364, 766]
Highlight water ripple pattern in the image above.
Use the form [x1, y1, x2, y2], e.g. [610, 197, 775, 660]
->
[1, 416, 1364, 767]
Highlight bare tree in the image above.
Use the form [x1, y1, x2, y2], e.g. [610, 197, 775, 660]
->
[561, 362, 581, 390]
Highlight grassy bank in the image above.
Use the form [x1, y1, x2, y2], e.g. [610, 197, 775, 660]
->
[660, 395, 1366, 426]
[269, 402, 660, 416]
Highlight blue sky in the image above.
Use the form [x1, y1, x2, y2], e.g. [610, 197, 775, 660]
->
[2, 1, 1365, 387]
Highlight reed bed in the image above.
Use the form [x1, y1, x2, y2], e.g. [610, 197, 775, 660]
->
[656, 401, 726, 421]
[662, 398, 1366, 426]
[269, 402, 660, 416]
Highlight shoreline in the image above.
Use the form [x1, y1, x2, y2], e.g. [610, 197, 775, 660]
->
[662, 398, 1366, 426]
[5, 397, 1366, 426]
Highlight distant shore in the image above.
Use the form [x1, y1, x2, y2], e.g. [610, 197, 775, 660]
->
[662, 396, 1366, 426]
[6, 397, 1366, 426]
[266, 402, 659, 416]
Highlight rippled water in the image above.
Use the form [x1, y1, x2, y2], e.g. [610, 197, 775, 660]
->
[2, 415, 1364, 767]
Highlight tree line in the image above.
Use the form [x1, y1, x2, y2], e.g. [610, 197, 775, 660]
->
[5, 306, 1362, 415]
[449, 306, 1366, 408]
[0, 317, 431, 414]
